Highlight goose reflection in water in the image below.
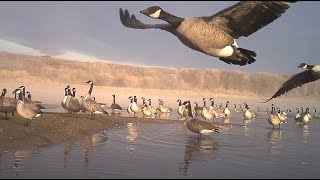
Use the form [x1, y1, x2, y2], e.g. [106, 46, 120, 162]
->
[126, 123, 138, 152]
[13, 148, 38, 176]
[267, 129, 284, 155]
[178, 136, 218, 176]
[80, 131, 108, 166]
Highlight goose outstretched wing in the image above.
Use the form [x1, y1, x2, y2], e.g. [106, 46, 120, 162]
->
[263, 70, 318, 103]
[206, 1, 297, 39]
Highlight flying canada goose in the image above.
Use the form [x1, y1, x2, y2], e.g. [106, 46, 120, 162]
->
[268, 104, 284, 129]
[111, 94, 122, 112]
[119, 2, 296, 66]
[0, 88, 17, 119]
[13, 88, 43, 127]
[182, 100, 222, 137]
[65, 87, 84, 115]
[263, 63, 320, 103]
[61, 85, 70, 113]
[82, 80, 109, 119]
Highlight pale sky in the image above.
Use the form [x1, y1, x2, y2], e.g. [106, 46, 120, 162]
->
[0, 1, 319, 74]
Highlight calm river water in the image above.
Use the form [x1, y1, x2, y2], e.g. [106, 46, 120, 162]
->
[1, 101, 320, 178]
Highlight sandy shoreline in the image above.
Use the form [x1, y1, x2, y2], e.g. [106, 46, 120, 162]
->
[0, 112, 184, 151]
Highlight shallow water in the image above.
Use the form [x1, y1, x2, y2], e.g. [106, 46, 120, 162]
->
[1, 103, 320, 178]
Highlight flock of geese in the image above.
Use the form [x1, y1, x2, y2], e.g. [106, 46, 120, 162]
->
[1, 79, 319, 136]
[1, 1, 320, 136]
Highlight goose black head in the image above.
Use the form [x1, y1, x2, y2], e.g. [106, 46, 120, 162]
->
[140, 6, 163, 19]
[12, 88, 20, 94]
[298, 63, 308, 69]
[86, 80, 93, 85]
[2, 88, 7, 95]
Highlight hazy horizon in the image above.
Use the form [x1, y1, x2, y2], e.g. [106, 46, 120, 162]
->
[0, 1, 319, 74]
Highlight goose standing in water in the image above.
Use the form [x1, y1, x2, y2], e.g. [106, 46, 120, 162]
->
[82, 80, 109, 120]
[277, 108, 288, 123]
[182, 101, 222, 137]
[268, 104, 284, 129]
[127, 96, 134, 116]
[223, 101, 231, 118]
[0, 88, 17, 119]
[294, 108, 301, 122]
[120, 2, 296, 66]
[130, 96, 142, 117]
[313, 108, 320, 119]
[177, 99, 184, 118]
[298, 108, 311, 125]
[147, 99, 157, 115]
[263, 63, 320, 103]
[158, 99, 172, 113]
[61, 85, 70, 114]
[244, 104, 256, 120]
[111, 94, 122, 113]
[13, 88, 43, 127]
[193, 102, 202, 116]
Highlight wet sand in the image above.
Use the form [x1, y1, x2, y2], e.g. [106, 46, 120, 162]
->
[0, 112, 184, 151]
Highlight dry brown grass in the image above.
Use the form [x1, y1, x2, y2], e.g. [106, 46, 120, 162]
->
[0, 52, 319, 107]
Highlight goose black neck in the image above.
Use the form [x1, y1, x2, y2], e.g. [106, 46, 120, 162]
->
[160, 11, 184, 29]
[142, 98, 145, 105]
[28, 94, 32, 99]
[178, 101, 181, 106]
[72, 90, 76, 97]
[67, 89, 72, 96]
[88, 83, 93, 95]
[149, 100, 152, 106]
[22, 88, 25, 97]
[18, 92, 23, 101]
[211, 100, 214, 107]
[113, 95, 116, 103]
[64, 89, 68, 96]
[187, 103, 193, 118]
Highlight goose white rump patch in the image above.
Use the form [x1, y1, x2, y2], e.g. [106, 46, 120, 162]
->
[200, 129, 214, 134]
